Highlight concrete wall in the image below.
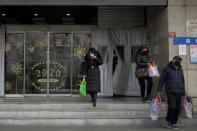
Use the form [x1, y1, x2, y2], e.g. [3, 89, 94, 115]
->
[146, 6, 169, 100]
[168, 0, 197, 113]
[147, 6, 169, 70]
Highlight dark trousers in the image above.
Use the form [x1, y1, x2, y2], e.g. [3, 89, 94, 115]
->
[166, 93, 182, 125]
[138, 77, 153, 99]
[90, 91, 97, 103]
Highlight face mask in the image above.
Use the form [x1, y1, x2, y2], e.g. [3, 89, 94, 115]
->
[174, 61, 181, 66]
[142, 51, 147, 55]
[90, 53, 94, 57]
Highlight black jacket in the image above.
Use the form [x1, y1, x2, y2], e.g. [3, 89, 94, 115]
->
[157, 62, 186, 95]
[82, 54, 102, 92]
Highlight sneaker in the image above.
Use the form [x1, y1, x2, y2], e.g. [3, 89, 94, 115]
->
[172, 124, 179, 129]
[165, 122, 174, 129]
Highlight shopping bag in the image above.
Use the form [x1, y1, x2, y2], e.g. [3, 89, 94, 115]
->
[149, 93, 161, 120]
[80, 79, 86, 97]
[148, 65, 160, 77]
[180, 96, 193, 119]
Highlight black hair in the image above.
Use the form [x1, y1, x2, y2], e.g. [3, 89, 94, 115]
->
[136, 45, 149, 54]
[85, 47, 101, 61]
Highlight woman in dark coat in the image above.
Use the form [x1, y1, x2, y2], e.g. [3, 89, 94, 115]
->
[82, 47, 102, 107]
[135, 45, 153, 102]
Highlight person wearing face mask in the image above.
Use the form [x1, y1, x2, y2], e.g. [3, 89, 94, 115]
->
[82, 47, 102, 107]
[157, 56, 186, 129]
[135, 45, 153, 102]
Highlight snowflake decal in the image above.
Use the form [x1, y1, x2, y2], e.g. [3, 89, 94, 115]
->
[11, 63, 23, 75]
[73, 47, 86, 59]
[5, 81, 12, 91]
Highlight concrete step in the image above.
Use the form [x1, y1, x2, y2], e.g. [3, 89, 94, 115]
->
[0, 98, 196, 126]
[0, 103, 168, 111]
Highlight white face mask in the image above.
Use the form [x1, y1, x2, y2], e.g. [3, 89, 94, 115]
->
[90, 53, 94, 57]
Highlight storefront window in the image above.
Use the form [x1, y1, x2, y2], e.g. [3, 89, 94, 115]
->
[49, 33, 72, 94]
[72, 33, 91, 94]
[5, 32, 91, 95]
[25, 32, 48, 94]
[5, 33, 24, 94]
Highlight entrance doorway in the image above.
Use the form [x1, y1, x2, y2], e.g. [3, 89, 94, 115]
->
[5, 31, 91, 95]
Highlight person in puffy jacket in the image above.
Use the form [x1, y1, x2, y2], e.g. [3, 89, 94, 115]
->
[82, 47, 102, 107]
[157, 56, 186, 129]
[135, 45, 153, 102]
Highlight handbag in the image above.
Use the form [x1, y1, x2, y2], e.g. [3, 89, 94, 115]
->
[135, 67, 148, 78]
[79, 79, 86, 97]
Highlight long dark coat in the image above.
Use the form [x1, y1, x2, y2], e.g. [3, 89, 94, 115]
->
[82, 53, 102, 93]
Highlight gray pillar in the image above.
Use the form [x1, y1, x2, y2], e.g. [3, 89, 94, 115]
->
[0, 26, 5, 96]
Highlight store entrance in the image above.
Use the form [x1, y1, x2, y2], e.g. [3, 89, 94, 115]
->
[5, 31, 91, 95]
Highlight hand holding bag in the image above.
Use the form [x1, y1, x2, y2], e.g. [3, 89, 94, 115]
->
[180, 96, 193, 119]
[80, 78, 87, 97]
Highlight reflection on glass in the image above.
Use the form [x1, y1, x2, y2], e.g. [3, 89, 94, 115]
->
[5, 32, 92, 95]
[49, 33, 71, 94]
[72, 33, 91, 94]
[25, 32, 48, 94]
[5, 33, 24, 94]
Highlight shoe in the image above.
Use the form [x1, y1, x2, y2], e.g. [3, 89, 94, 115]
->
[171, 124, 179, 129]
[93, 102, 96, 107]
[93, 100, 96, 107]
[165, 122, 173, 129]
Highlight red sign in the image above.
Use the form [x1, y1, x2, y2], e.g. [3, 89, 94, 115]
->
[168, 32, 176, 38]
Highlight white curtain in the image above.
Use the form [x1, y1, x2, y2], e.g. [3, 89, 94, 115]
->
[93, 28, 147, 96]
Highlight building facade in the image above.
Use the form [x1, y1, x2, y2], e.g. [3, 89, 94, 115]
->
[0, 0, 197, 113]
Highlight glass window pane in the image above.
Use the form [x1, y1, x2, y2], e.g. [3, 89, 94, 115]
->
[49, 33, 71, 94]
[25, 32, 48, 94]
[5, 33, 24, 94]
[72, 33, 91, 94]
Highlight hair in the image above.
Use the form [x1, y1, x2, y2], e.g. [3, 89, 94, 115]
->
[88, 47, 97, 55]
[136, 45, 149, 54]
[85, 47, 101, 61]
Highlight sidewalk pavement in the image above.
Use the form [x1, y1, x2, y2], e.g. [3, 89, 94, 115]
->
[0, 124, 197, 131]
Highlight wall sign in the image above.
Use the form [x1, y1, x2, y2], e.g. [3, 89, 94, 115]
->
[190, 45, 197, 64]
[173, 37, 197, 45]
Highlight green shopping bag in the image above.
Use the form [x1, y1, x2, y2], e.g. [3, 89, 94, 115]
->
[80, 79, 86, 96]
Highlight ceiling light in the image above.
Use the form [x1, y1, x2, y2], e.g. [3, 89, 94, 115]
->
[66, 13, 71, 16]
[1, 13, 6, 16]
[34, 13, 39, 17]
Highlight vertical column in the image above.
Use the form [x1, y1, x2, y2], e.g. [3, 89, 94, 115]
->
[0, 26, 5, 97]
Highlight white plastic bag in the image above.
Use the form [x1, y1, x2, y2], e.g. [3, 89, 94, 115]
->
[149, 93, 161, 120]
[180, 96, 193, 119]
[148, 65, 160, 77]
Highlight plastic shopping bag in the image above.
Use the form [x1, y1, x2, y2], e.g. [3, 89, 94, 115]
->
[80, 79, 86, 97]
[148, 65, 160, 77]
[149, 93, 161, 120]
[180, 96, 193, 119]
